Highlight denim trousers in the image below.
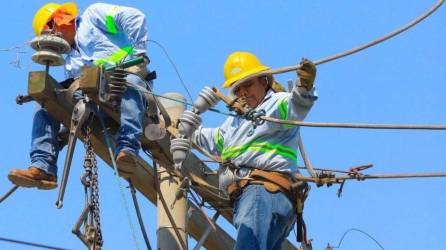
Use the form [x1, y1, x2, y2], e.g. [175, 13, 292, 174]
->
[30, 73, 150, 177]
[233, 184, 296, 250]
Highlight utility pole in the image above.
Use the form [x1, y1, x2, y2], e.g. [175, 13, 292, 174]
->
[157, 93, 188, 250]
[157, 166, 188, 250]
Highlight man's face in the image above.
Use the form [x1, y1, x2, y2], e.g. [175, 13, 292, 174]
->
[233, 77, 268, 108]
[52, 21, 76, 46]
[44, 10, 76, 46]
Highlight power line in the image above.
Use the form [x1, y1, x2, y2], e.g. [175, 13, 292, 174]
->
[230, 0, 445, 84]
[0, 44, 30, 69]
[0, 236, 71, 250]
[148, 39, 194, 103]
[327, 228, 384, 250]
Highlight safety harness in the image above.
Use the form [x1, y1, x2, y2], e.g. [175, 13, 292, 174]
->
[225, 164, 310, 244]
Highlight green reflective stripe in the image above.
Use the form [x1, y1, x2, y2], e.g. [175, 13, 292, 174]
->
[221, 141, 297, 161]
[105, 15, 118, 34]
[214, 128, 224, 153]
[278, 98, 294, 129]
[224, 142, 296, 160]
[105, 6, 120, 35]
[278, 98, 288, 120]
[94, 46, 134, 66]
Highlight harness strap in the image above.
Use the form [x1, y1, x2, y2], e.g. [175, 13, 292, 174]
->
[226, 168, 309, 243]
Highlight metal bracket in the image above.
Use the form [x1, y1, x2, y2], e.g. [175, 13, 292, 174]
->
[56, 97, 95, 208]
[170, 177, 190, 209]
[72, 204, 102, 250]
[337, 164, 373, 197]
[15, 94, 33, 105]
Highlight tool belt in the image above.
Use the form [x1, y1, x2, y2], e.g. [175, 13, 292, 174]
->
[227, 169, 293, 199]
[227, 168, 310, 243]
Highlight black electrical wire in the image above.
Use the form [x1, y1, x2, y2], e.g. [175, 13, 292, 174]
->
[0, 236, 71, 250]
[128, 179, 153, 250]
[330, 228, 385, 250]
[148, 39, 194, 103]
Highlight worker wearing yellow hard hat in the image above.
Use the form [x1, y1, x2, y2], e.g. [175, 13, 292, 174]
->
[222, 51, 271, 88]
[9, 2, 157, 190]
[223, 51, 289, 98]
[192, 51, 318, 248]
[32, 2, 78, 36]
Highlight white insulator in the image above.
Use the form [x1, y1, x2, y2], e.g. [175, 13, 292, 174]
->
[178, 110, 201, 138]
[193, 86, 219, 114]
[30, 33, 71, 66]
[30, 34, 71, 54]
[170, 138, 191, 170]
[32, 50, 65, 66]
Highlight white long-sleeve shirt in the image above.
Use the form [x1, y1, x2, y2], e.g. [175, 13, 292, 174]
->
[193, 86, 318, 174]
[65, 3, 148, 78]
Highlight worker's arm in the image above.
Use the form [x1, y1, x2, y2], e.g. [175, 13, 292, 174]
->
[281, 59, 318, 122]
[112, 6, 148, 56]
[83, 3, 148, 56]
[191, 126, 225, 156]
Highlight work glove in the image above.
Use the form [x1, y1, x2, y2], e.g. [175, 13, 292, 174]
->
[296, 58, 316, 91]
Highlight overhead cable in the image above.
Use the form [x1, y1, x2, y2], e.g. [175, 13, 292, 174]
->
[231, 0, 445, 86]
[261, 116, 446, 130]
[148, 39, 194, 103]
[328, 228, 384, 250]
[0, 236, 70, 250]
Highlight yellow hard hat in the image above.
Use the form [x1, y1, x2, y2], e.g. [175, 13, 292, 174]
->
[32, 2, 78, 35]
[222, 51, 271, 89]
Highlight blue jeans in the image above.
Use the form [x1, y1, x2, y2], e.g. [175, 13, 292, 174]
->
[233, 184, 296, 250]
[30, 73, 151, 177]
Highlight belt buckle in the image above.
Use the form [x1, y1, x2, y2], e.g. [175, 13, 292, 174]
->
[235, 167, 252, 179]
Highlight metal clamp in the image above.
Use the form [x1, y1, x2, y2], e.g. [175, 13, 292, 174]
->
[243, 108, 266, 128]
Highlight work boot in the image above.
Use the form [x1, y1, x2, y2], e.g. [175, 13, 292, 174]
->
[116, 151, 138, 177]
[8, 167, 57, 190]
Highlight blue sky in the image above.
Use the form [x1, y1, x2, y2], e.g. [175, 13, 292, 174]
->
[1, 0, 445, 249]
